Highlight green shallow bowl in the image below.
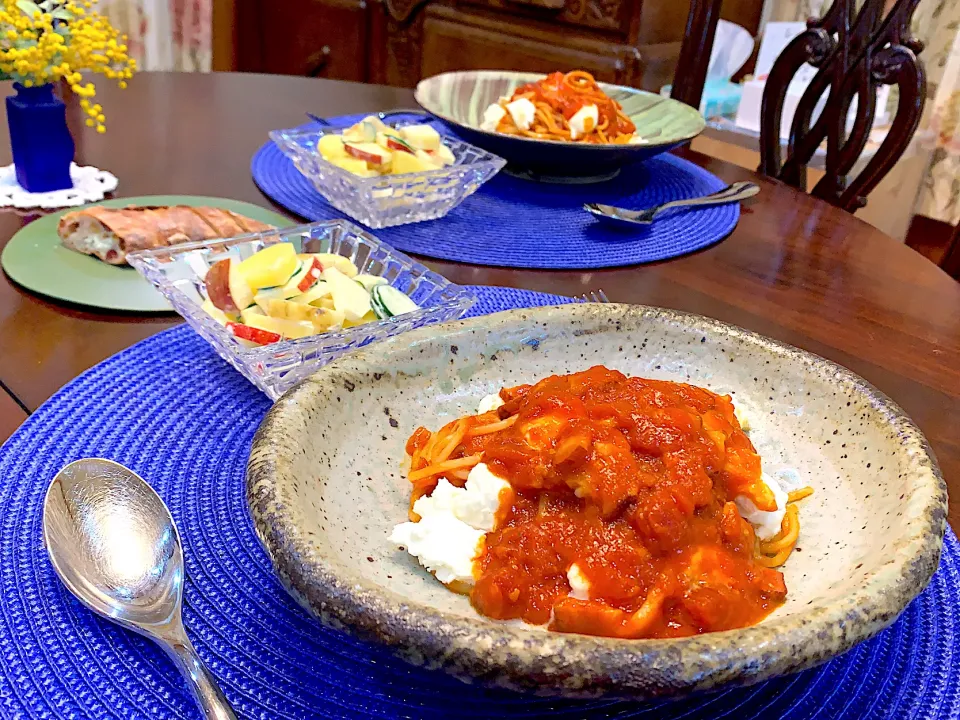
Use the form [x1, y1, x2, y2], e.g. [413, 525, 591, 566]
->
[0, 195, 292, 313]
[415, 70, 706, 182]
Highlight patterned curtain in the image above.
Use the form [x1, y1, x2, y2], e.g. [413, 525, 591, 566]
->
[916, 26, 960, 225]
[97, 0, 212, 72]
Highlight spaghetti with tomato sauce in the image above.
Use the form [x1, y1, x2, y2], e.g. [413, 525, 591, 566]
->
[482, 71, 638, 144]
[400, 366, 812, 639]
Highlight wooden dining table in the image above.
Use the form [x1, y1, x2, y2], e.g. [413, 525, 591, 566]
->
[0, 71, 957, 525]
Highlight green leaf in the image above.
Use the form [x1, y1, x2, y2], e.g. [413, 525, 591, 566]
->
[16, 0, 42, 17]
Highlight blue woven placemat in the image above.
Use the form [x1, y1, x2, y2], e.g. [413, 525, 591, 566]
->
[251, 114, 740, 269]
[0, 284, 956, 719]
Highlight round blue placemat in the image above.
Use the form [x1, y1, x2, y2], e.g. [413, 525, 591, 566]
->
[251, 115, 740, 269]
[0, 285, 956, 719]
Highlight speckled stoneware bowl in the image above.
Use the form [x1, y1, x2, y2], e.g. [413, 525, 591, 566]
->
[247, 304, 947, 699]
[414, 70, 706, 181]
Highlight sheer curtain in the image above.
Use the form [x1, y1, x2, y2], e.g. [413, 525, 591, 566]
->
[98, 0, 212, 72]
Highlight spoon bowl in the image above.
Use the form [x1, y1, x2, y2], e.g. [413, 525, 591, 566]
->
[44, 458, 183, 629]
[43, 458, 236, 720]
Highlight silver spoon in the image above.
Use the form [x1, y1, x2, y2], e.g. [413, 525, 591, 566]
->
[584, 181, 760, 227]
[43, 459, 237, 720]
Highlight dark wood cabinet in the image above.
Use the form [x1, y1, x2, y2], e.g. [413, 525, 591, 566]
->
[420, 6, 640, 83]
[234, 0, 761, 92]
[236, 0, 369, 80]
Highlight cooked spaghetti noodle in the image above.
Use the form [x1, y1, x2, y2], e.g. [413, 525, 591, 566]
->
[482, 70, 638, 144]
[399, 367, 814, 639]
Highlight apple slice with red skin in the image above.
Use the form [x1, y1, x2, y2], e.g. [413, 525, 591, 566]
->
[206, 258, 254, 313]
[226, 322, 281, 346]
[385, 136, 415, 155]
[344, 142, 391, 166]
[297, 257, 324, 292]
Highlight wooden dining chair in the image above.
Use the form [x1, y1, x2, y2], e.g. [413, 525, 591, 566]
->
[942, 223, 960, 280]
[670, 0, 724, 112]
[756, 0, 926, 212]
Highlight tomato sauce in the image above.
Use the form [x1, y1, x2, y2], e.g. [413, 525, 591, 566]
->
[432, 367, 787, 639]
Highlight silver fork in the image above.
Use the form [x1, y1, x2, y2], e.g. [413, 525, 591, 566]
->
[576, 289, 610, 303]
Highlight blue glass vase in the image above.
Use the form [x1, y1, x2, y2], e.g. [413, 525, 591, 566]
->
[6, 83, 75, 193]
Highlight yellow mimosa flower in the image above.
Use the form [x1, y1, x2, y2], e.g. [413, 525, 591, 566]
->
[1, 0, 135, 129]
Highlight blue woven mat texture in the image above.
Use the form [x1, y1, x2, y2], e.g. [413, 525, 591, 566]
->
[0, 285, 956, 719]
[252, 114, 740, 269]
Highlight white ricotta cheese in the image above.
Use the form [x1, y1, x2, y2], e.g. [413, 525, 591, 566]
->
[567, 563, 591, 600]
[506, 97, 536, 131]
[412, 463, 510, 532]
[389, 515, 484, 585]
[627, 134, 649, 145]
[568, 104, 599, 140]
[735, 473, 789, 541]
[481, 103, 507, 132]
[476, 392, 505, 414]
[392, 463, 511, 586]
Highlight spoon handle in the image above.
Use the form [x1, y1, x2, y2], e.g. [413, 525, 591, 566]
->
[164, 634, 237, 720]
[652, 181, 760, 218]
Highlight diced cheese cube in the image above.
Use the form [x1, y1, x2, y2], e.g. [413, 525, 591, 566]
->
[323, 266, 371, 321]
[568, 104, 599, 140]
[392, 150, 439, 175]
[481, 103, 507, 132]
[506, 97, 536, 131]
[329, 156, 376, 177]
[400, 124, 441, 151]
[433, 143, 455, 166]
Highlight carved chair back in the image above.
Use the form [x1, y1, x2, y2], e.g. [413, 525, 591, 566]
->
[757, 0, 926, 212]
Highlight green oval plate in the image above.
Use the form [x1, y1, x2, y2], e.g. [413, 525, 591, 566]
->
[1, 195, 292, 313]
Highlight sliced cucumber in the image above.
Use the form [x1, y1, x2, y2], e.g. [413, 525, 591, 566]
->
[354, 274, 388, 292]
[371, 285, 419, 319]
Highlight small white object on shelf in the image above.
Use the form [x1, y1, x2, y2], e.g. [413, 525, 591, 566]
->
[0, 162, 118, 209]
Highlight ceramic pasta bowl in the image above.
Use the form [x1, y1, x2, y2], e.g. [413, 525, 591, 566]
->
[414, 70, 706, 182]
[247, 303, 946, 699]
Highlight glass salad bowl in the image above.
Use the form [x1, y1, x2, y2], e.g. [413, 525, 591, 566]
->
[269, 125, 505, 228]
[129, 220, 476, 399]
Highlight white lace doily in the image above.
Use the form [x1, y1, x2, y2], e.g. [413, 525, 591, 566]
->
[0, 163, 118, 209]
